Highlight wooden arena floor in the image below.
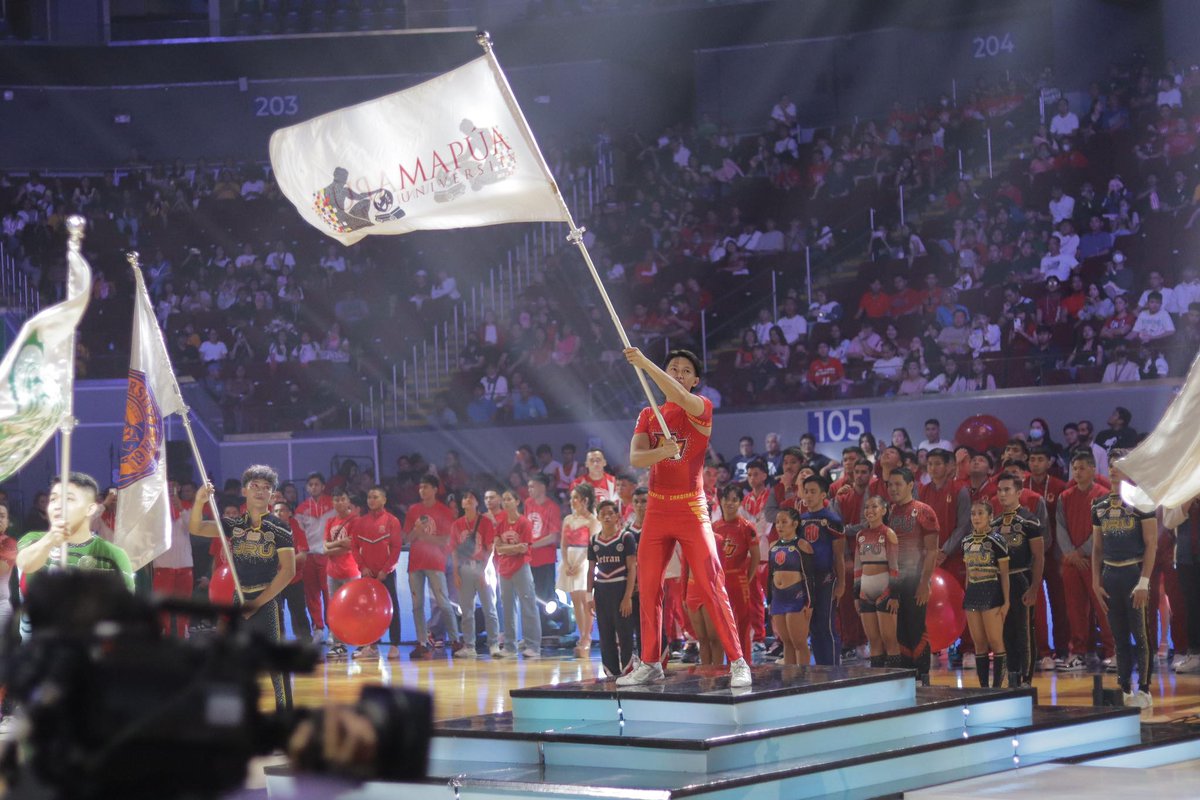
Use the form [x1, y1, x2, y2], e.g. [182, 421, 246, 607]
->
[284, 645, 1200, 725]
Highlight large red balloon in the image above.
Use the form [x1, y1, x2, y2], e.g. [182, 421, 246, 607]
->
[926, 567, 967, 652]
[328, 577, 394, 646]
[954, 414, 1009, 455]
[208, 564, 235, 604]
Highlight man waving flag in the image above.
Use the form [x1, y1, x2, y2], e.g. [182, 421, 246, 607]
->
[269, 51, 568, 246]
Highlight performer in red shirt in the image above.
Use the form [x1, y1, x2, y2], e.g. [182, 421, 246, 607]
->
[570, 448, 618, 504]
[350, 485, 403, 660]
[740, 459, 772, 646]
[403, 475, 458, 657]
[1055, 451, 1114, 669]
[686, 484, 759, 664]
[617, 347, 751, 688]
[323, 487, 360, 658]
[886, 469, 941, 681]
[834, 460, 873, 659]
[294, 473, 334, 644]
[450, 490, 500, 658]
[525, 473, 562, 606]
[1027, 445, 1070, 668]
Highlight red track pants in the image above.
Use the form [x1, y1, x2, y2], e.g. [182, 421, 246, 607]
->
[153, 567, 194, 638]
[1062, 557, 1114, 658]
[303, 554, 328, 631]
[638, 509, 744, 665]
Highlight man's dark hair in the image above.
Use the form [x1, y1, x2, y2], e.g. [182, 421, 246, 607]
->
[1006, 437, 1030, 455]
[891, 467, 915, 485]
[1148, 290, 1163, 303]
[329, 487, 349, 499]
[665, 348, 704, 378]
[739, 436, 754, 445]
[1114, 406, 1132, 425]
[802, 474, 829, 493]
[720, 484, 743, 502]
[1070, 450, 1097, 467]
[842, 446, 866, 459]
[971, 450, 996, 469]
[996, 473, 1023, 491]
[746, 458, 769, 474]
[306, 472, 326, 484]
[926, 448, 953, 464]
[528, 472, 550, 488]
[536, 444, 553, 456]
[52, 471, 101, 502]
[924, 418, 940, 427]
[782, 446, 805, 462]
[633, 486, 649, 498]
[596, 499, 618, 516]
[1002, 459, 1030, 473]
[799, 432, 817, 444]
[419, 474, 440, 490]
[369, 484, 388, 496]
[1029, 445, 1053, 459]
[1063, 422, 1079, 434]
[241, 464, 279, 489]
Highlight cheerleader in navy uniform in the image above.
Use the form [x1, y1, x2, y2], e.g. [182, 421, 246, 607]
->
[852, 495, 901, 668]
[769, 507, 815, 665]
[963, 501, 1010, 687]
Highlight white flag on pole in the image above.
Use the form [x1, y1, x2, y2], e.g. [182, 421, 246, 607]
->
[269, 55, 569, 246]
[1115, 360, 1200, 529]
[0, 248, 91, 482]
[114, 266, 186, 570]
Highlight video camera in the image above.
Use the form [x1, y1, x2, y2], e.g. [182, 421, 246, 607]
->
[0, 570, 431, 800]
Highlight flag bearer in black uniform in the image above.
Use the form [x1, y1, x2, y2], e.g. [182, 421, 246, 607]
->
[1092, 456, 1158, 710]
[993, 474, 1044, 688]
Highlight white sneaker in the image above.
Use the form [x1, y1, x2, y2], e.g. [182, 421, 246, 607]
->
[1176, 654, 1200, 674]
[1131, 690, 1153, 709]
[1057, 655, 1086, 671]
[616, 659, 665, 686]
[489, 644, 505, 658]
[729, 657, 752, 688]
[521, 648, 541, 659]
[622, 654, 643, 676]
[962, 652, 976, 669]
[856, 644, 871, 660]
[1122, 691, 1135, 707]
[1038, 656, 1057, 671]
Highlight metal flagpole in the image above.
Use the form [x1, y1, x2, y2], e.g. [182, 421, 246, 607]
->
[477, 32, 672, 435]
[127, 251, 245, 604]
[57, 217, 86, 567]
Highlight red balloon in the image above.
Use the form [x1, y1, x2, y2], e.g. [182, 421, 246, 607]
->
[925, 567, 967, 652]
[954, 414, 1009, 455]
[328, 577, 394, 646]
[208, 564, 235, 604]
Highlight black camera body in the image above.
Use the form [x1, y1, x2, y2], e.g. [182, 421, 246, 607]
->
[1, 570, 430, 800]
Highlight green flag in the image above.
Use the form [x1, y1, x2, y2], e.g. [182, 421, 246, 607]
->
[0, 247, 91, 481]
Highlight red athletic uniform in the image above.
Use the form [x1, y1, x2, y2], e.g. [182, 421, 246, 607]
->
[713, 515, 757, 660]
[833, 484, 868, 650]
[1058, 482, 1114, 658]
[919, 478, 972, 651]
[741, 486, 771, 643]
[1027, 473, 1070, 659]
[524, 496, 562, 569]
[635, 396, 744, 664]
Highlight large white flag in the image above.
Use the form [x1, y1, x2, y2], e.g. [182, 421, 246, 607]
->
[114, 266, 186, 570]
[1115, 359, 1200, 529]
[0, 248, 91, 482]
[269, 55, 569, 246]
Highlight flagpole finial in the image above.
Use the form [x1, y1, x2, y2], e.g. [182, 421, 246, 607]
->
[65, 215, 86, 252]
[126, 250, 141, 269]
[476, 30, 492, 51]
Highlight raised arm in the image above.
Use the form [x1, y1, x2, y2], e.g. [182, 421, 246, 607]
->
[623, 347, 705, 418]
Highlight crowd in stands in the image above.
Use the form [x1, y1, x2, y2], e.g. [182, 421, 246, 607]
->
[4, 51, 1200, 436]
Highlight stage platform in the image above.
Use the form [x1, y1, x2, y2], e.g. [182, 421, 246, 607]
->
[263, 663, 1182, 799]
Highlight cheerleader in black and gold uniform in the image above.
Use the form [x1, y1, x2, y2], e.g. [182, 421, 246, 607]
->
[963, 501, 1010, 687]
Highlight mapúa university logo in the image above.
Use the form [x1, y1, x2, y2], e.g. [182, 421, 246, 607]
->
[311, 118, 518, 235]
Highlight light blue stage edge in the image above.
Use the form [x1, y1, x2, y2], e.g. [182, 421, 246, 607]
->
[264, 665, 1171, 800]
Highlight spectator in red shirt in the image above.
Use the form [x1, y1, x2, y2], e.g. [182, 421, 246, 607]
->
[855, 278, 892, 320]
[404, 475, 458, 657]
[525, 473, 563, 604]
[890, 275, 924, 316]
[273, 499, 312, 643]
[496, 490, 543, 658]
[804, 341, 849, 398]
[350, 485, 403, 660]
[451, 490, 501, 658]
